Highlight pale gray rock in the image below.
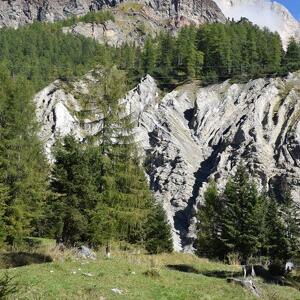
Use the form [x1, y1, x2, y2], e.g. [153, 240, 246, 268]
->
[78, 245, 96, 259]
[148, 0, 226, 23]
[0, 0, 225, 28]
[62, 18, 151, 47]
[35, 81, 84, 159]
[285, 261, 294, 273]
[34, 72, 300, 252]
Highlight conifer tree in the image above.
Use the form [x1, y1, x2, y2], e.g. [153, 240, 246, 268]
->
[0, 66, 49, 244]
[144, 203, 173, 254]
[284, 38, 300, 71]
[221, 165, 261, 261]
[265, 198, 290, 261]
[176, 27, 204, 79]
[157, 32, 176, 83]
[0, 182, 9, 246]
[255, 193, 270, 258]
[280, 191, 300, 258]
[47, 67, 171, 249]
[47, 136, 101, 245]
[142, 37, 157, 75]
[196, 180, 224, 258]
[89, 67, 155, 246]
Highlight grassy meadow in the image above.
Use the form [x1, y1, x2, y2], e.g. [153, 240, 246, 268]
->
[0, 241, 299, 299]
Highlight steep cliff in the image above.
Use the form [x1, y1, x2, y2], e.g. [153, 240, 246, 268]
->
[0, 0, 225, 28]
[35, 71, 300, 251]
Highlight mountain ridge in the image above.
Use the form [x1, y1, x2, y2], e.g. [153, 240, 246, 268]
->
[0, 0, 225, 28]
[1, 0, 299, 50]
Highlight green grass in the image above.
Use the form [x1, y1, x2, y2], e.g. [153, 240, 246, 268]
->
[1, 250, 300, 300]
[118, 2, 145, 13]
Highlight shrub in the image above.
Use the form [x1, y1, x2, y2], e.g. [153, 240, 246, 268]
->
[143, 268, 160, 278]
[268, 260, 285, 276]
[0, 272, 18, 298]
[81, 11, 115, 24]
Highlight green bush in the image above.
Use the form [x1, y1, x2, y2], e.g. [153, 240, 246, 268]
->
[0, 272, 18, 298]
[81, 11, 115, 24]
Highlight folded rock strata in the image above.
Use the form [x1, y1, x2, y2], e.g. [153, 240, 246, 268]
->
[35, 71, 300, 251]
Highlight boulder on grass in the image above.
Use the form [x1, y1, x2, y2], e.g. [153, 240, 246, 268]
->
[78, 246, 96, 260]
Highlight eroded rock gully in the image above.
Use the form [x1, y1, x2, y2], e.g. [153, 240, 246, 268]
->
[35, 72, 300, 251]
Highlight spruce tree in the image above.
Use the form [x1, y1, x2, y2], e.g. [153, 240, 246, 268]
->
[144, 203, 173, 254]
[176, 27, 204, 79]
[265, 198, 290, 262]
[255, 193, 270, 258]
[196, 180, 224, 258]
[157, 32, 176, 84]
[221, 165, 261, 261]
[47, 67, 169, 249]
[142, 37, 157, 76]
[0, 182, 9, 246]
[284, 38, 300, 71]
[47, 136, 101, 245]
[280, 191, 300, 258]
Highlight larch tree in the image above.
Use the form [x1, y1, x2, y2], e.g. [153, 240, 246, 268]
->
[88, 67, 158, 246]
[0, 65, 49, 244]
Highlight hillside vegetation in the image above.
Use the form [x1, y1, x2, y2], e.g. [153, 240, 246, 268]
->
[0, 7, 300, 300]
[0, 246, 300, 300]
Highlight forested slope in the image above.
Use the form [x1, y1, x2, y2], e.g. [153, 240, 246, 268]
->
[0, 7, 299, 252]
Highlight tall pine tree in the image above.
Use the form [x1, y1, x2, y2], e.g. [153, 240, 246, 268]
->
[90, 67, 155, 246]
[265, 198, 290, 262]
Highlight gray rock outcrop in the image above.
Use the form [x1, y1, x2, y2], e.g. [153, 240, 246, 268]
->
[0, 0, 225, 28]
[34, 72, 300, 252]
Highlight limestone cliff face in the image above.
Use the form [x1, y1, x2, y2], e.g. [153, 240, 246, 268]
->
[149, 0, 226, 23]
[34, 71, 300, 252]
[0, 0, 225, 28]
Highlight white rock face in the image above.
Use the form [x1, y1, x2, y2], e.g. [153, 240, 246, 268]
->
[35, 81, 86, 159]
[214, 0, 300, 49]
[35, 72, 300, 251]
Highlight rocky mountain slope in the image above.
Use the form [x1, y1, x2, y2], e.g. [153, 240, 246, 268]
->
[35, 71, 300, 251]
[1, 0, 299, 49]
[214, 0, 300, 49]
[0, 0, 225, 28]
[58, 0, 224, 47]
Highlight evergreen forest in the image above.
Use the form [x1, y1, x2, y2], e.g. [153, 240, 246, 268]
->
[0, 11, 299, 261]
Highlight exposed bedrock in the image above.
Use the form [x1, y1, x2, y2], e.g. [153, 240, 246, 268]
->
[0, 0, 225, 28]
[35, 72, 300, 251]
